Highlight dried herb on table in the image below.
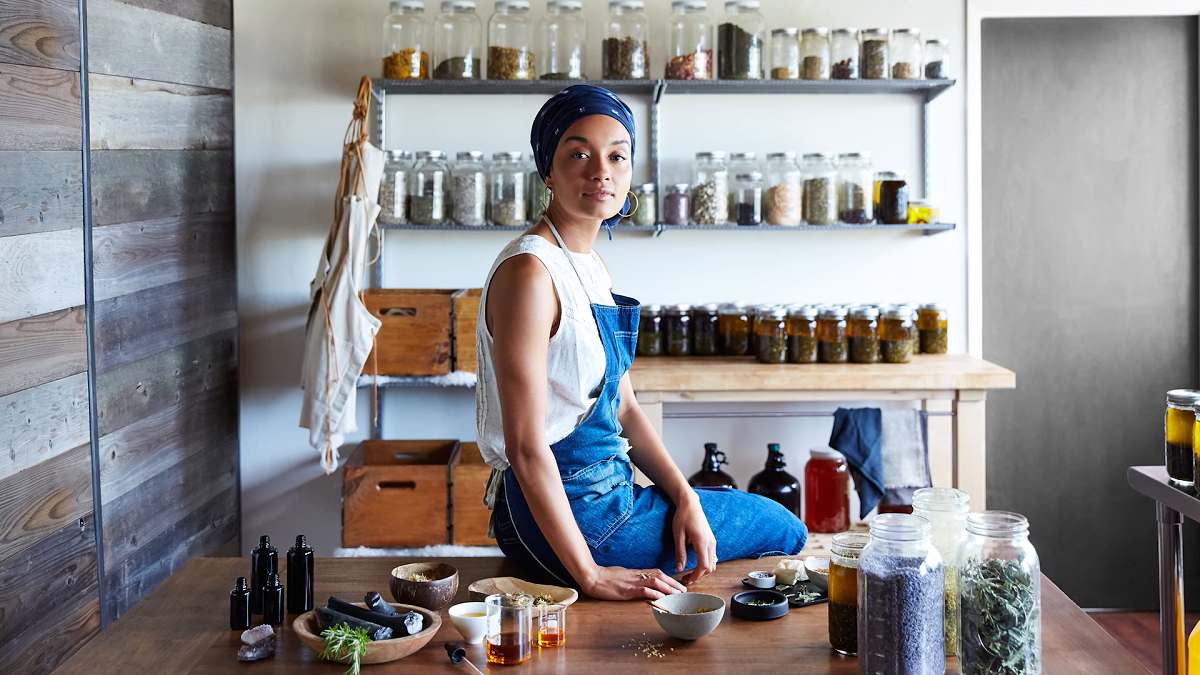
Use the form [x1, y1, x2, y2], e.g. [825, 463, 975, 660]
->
[320, 623, 371, 675]
[959, 558, 1040, 675]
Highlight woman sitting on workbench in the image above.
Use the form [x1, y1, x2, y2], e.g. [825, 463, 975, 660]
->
[475, 85, 807, 601]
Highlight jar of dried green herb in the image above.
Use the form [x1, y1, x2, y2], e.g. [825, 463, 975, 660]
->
[847, 306, 879, 364]
[665, 304, 692, 356]
[816, 306, 848, 363]
[527, 170, 550, 224]
[802, 153, 837, 225]
[717, 0, 765, 80]
[859, 28, 888, 79]
[489, 151, 528, 227]
[633, 183, 656, 227]
[800, 27, 830, 80]
[889, 28, 921, 80]
[917, 303, 948, 354]
[836, 152, 873, 224]
[487, 0, 535, 80]
[754, 306, 787, 364]
[769, 27, 800, 80]
[604, 0, 649, 79]
[879, 307, 914, 363]
[434, 0, 483, 79]
[538, 0, 586, 80]
[408, 150, 449, 224]
[718, 302, 750, 356]
[830, 28, 858, 79]
[667, 0, 713, 80]
[691, 151, 729, 224]
[379, 150, 413, 225]
[637, 304, 665, 357]
[786, 304, 817, 364]
[691, 303, 720, 356]
[451, 150, 487, 226]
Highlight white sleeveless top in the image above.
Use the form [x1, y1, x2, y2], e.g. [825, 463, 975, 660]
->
[475, 231, 618, 471]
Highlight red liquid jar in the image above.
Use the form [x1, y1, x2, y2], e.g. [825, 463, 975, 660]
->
[803, 447, 850, 533]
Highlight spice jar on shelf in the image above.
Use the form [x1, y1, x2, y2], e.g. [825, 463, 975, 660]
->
[630, 183, 656, 227]
[800, 28, 830, 80]
[830, 28, 858, 79]
[907, 198, 938, 224]
[690, 151, 729, 224]
[666, 0, 713, 80]
[877, 172, 909, 224]
[718, 0, 765, 80]
[433, 0, 483, 79]
[451, 150, 487, 226]
[637, 304, 664, 356]
[1165, 390, 1200, 485]
[488, 0, 535, 80]
[718, 302, 750, 355]
[879, 307, 914, 363]
[924, 38, 949, 79]
[527, 170, 550, 224]
[847, 306, 879, 364]
[890, 28, 922, 80]
[754, 305, 787, 364]
[769, 27, 800, 80]
[912, 487, 970, 657]
[409, 150, 449, 224]
[816, 306, 848, 363]
[872, 169, 896, 219]
[604, 0, 649, 79]
[860, 27, 888, 79]
[379, 150, 413, 225]
[664, 183, 690, 225]
[917, 303, 948, 354]
[802, 153, 837, 225]
[489, 151, 528, 226]
[765, 152, 802, 226]
[836, 152, 873, 224]
[538, 0, 586, 80]
[805, 448, 850, 534]
[691, 303, 720, 356]
[733, 171, 764, 226]
[828, 532, 867, 655]
[665, 304, 692, 356]
[786, 304, 817, 363]
[383, 0, 431, 80]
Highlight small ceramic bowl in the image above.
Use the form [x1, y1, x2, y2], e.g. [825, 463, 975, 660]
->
[448, 601, 487, 645]
[649, 592, 725, 640]
[389, 562, 459, 611]
[804, 555, 830, 590]
[746, 571, 776, 589]
[730, 590, 789, 621]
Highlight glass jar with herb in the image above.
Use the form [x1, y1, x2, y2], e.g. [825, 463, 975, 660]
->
[890, 28, 921, 80]
[538, 0, 585, 80]
[802, 153, 837, 225]
[754, 306, 787, 364]
[488, 0, 535, 80]
[664, 183, 690, 225]
[860, 27, 888, 79]
[786, 304, 817, 363]
[451, 150, 487, 226]
[691, 151, 729, 224]
[800, 28, 830, 80]
[877, 173, 909, 224]
[665, 304, 692, 356]
[912, 487, 970, 657]
[917, 303, 948, 354]
[632, 183, 656, 227]
[828, 532, 867, 655]
[603, 0, 649, 79]
[733, 172, 764, 226]
[958, 511, 1041, 675]
[764, 152, 802, 226]
[879, 307, 914, 363]
[1165, 390, 1200, 485]
[718, 302, 750, 355]
[637, 304, 665, 357]
[769, 28, 800, 79]
[816, 306, 848, 363]
[434, 0, 483, 79]
[690, 303, 720, 356]
[717, 0, 765, 80]
[924, 38, 949, 79]
[489, 151, 528, 226]
[830, 28, 858, 79]
[383, 0, 431, 80]
[408, 150, 449, 224]
[836, 152, 873, 224]
[379, 150, 413, 225]
[527, 170, 550, 224]
[847, 306, 879, 364]
[666, 0, 713, 80]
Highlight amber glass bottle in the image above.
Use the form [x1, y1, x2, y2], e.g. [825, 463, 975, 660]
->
[748, 443, 801, 516]
[689, 442, 738, 489]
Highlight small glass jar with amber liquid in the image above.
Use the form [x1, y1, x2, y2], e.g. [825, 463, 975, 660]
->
[537, 603, 567, 647]
[485, 593, 533, 665]
[1166, 390, 1200, 486]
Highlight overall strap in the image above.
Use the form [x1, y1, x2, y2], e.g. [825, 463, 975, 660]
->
[543, 215, 597, 306]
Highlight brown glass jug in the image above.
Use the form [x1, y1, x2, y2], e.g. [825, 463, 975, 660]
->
[748, 443, 802, 517]
[688, 442, 738, 489]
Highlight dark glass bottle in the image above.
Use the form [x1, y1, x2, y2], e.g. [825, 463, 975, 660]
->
[748, 443, 802, 517]
[249, 535, 278, 615]
[230, 576, 251, 630]
[688, 442, 738, 489]
[286, 534, 315, 615]
[262, 572, 285, 626]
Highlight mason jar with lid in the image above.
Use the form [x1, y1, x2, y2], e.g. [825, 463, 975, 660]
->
[637, 304, 665, 356]
[816, 306, 847, 363]
[451, 150, 487, 226]
[718, 302, 750, 355]
[665, 304, 692, 356]
[859, 27, 888, 79]
[836, 152, 873, 224]
[872, 169, 897, 221]
[830, 28, 858, 79]
[733, 171, 763, 226]
[629, 183, 656, 227]
[769, 27, 800, 79]
[890, 28, 921, 79]
[912, 487, 970, 656]
[879, 306, 914, 363]
[527, 169, 550, 224]
[1165, 390, 1200, 485]
[847, 306, 879, 363]
[718, 0, 765, 80]
[691, 303, 720, 355]
[663, 183, 690, 226]
[408, 150, 449, 224]
[379, 150, 413, 225]
[383, 0, 431, 80]
[666, 0, 713, 80]
[754, 305, 787, 364]
[489, 151, 527, 226]
[800, 27, 830, 80]
[786, 304, 817, 363]
[917, 303, 948, 354]
[434, 0, 483, 79]
[764, 152, 801, 226]
[924, 38, 949, 79]
[604, 0, 649, 79]
[802, 153, 837, 225]
[691, 151, 729, 224]
[828, 531, 867, 655]
[877, 171, 909, 224]
[488, 0, 535, 80]
[538, 0, 586, 80]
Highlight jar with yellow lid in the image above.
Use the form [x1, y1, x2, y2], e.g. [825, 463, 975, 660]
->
[786, 305, 818, 364]
[718, 302, 750, 356]
[691, 303, 720, 356]
[879, 307, 914, 363]
[665, 304, 692, 356]
[817, 306, 848, 364]
[637, 304, 664, 357]
[754, 306, 787, 364]
[847, 306, 879, 363]
[1166, 390, 1200, 485]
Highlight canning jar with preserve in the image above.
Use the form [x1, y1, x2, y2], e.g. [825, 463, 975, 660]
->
[451, 150, 487, 226]
[879, 307, 914, 363]
[816, 306, 848, 363]
[691, 151, 730, 224]
[665, 304, 692, 356]
[1165, 390, 1200, 485]
[691, 303, 720, 355]
[604, 0, 649, 79]
[379, 150, 413, 225]
[764, 151, 802, 226]
[847, 306, 879, 363]
[718, 302, 751, 355]
[718, 0, 765, 80]
[917, 303, 948, 354]
[889, 28, 921, 80]
[800, 27, 830, 80]
[489, 151, 528, 226]
[538, 0, 586, 80]
[408, 150, 449, 224]
[828, 532, 867, 655]
[805, 448, 850, 534]
[637, 304, 665, 357]
[836, 152, 873, 224]
[769, 27, 800, 79]
[433, 0, 483, 79]
[830, 28, 858, 79]
[802, 153, 837, 225]
[859, 27, 888, 79]
[383, 0, 431, 80]
[786, 304, 817, 363]
[754, 306, 787, 364]
[488, 0, 535, 80]
[666, 0, 713, 80]
[924, 37, 949, 79]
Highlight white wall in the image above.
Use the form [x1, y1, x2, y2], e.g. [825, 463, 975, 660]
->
[235, 0, 967, 553]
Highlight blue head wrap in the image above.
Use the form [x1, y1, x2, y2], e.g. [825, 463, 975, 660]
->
[530, 84, 636, 238]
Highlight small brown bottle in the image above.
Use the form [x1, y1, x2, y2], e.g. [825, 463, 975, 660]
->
[748, 443, 802, 517]
[688, 443, 738, 489]
[230, 577, 251, 630]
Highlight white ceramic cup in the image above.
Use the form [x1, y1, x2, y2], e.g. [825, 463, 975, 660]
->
[448, 601, 488, 645]
[747, 570, 776, 588]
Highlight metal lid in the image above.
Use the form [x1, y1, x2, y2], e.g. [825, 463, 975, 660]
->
[639, 303, 663, 314]
[817, 305, 846, 319]
[787, 304, 817, 319]
[670, 182, 690, 193]
[637, 182, 656, 192]
[849, 305, 878, 319]
[837, 151, 869, 161]
[550, 0, 583, 9]
[695, 150, 727, 160]
[386, 149, 414, 160]
[496, 0, 530, 9]
[882, 307, 912, 321]
[725, 0, 760, 9]
[666, 303, 692, 313]
[766, 151, 797, 160]
[918, 302, 945, 313]
[610, 0, 645, 9]
[695, 302, 720, 312]
[1167, 389, 1200, 406]
[492, 150, 523, 161]
[442, 0, 475, 10]
[730, 151, 757, 161]
[415, 150, 446, 159]
[771, 27, 799, 37]
[734, 171, 762, 182]
[801, 27, 829, 37]
[925, 38, 948, 46]
[718, 302, 746, 313]
[802, 152, 830, 160]
[810, 446, 844, 461]
[456, 150, 483, 160]
[394, 0, 426, 11]
[765, 306, 787, 319]
[891, 27, 920, 35]
[859, 27, 886, 36]
[831, 28, 856, 36]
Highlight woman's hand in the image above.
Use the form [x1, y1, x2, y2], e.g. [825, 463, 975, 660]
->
[580, 565, 688, 601]
[672, 493, 718, 585]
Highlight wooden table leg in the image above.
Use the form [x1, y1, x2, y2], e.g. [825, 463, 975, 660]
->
[953, 389, 987, 509]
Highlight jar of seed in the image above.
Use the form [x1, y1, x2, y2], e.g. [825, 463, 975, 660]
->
[666, 0, 713, 80]
[433, 0, 483, 79]
[800, 28, 830, 80]
[664, 183, 690, 226]
[889, 28, 921, 80]
[816, 306, 848, 363]
[604, 0, 649, 79]
[691, 151, 729, 224]
[754, 306, 787, 364]
[733, 171, 763, 226]
[802, 153, 837, 225]
[488, 0, 535, 80]
[830, 28, 858, 79]
[632, 183, 656, 227]
[769, 27, 800, 80]
[879, 307, 914, 363]
[538, 0, 586, 80]
[691, 303, 720, 356]
[527, 170, 550, 224]
[847, 306, 879, 363]
[451, 150, 487, 226]
[836, 152, 873, 224]
[718, 302, 750, 355]
[1168, 391, 1200, 485]
[786, 304, 818, 363]
[637, 304, 665, 356]
[664, 304, 692, 356]
[489, 151, 528, 227]
[408, 150, 449, 224]
[718, 0, 765, 80]
[828, 532, 868, 655]
[764, 152, 802, 226]
[379, 150, 413, 225]
[924, 38, 949, 79]
[917, 303, 948, 354]
[877, 174, 909, 224]
[383, 0, 431, 80]
[859, 28, 889, 79]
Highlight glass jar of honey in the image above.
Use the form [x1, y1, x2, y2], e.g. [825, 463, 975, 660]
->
[637, 304, 664, 356]
[847, 306, 879, 364]
[718, 302, 751, 356]
[786, 304, 818, 364]
[691, 303, 720, 356]
[817, 306, 848, 364]
[879, 307, 914, 363]
[754, 305, 787, 364]
[828, 532, 867, 655]
[917, 303, 948, 354]
[1166, 390, 1200, 485]
[665, 304, 692, 356]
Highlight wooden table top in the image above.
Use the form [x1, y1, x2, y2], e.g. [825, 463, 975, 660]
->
[629, 354, 1016, 393]
[56, 555, 1144, 674]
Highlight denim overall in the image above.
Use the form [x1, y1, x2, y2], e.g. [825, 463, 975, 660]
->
[491, 220, 807, 587]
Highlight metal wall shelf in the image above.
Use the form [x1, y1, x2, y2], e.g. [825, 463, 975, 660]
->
[379, 221, 957, 236]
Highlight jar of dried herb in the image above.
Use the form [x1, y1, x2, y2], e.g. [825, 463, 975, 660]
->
[802, 153, 837, 225]
[690, 303, 720, 356]
[383, 0, 431, 80]
[859, 28, 888, 79]
[408, 150, 449, 224]
[527, 170, 550, 224]
[786, 304, 817, 363]
[753, 306, 787, 364]
[800, 27, 830, 80]
[828, 532, 867, 655]
[958, 512, 1041, 675]
[664, 183, 690, 225]
[765, 152, 802, 226]
[664, 304, 692, 356]
[879, 307, 914, 363]
[917, 303, 948, 354]
[632, 183, 656, 227]
[836, 152, 873, 224]
[487, 0, 535, 80]
[889, 28, 922, 80]
[769, 27, 800, 80]
[666, 0, 713, 80]
[1166, 390, 1200, 485]
[717, 0, 765, 80]
[379, 150, 413, 225]
[637, 304, 665, 357]
[489, 151, 528, 227]
[924, 38, 949, 79]
[912, 487, 970, 657]
[847, 306, 879, 364]
[718, 302, 750, 355]
[433, 0, 483, 79]
[451, 150, 487, 226]
[604, 0, 649, 79]
[816, 306, 847, 363]
[690, 151, 729, 224]
[830, 28, 858, 79]
[536, 0, 586, 80]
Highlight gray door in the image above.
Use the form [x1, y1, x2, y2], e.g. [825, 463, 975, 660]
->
[983, 16, 1198, 609]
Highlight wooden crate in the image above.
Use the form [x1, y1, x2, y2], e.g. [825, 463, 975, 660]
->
[452, 288, 482, 374]
[342, 440, 457, 547]
[450, 442, 494, 545]
[363, 289, 454, 376]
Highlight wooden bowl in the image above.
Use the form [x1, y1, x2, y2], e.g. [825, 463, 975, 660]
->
[467, 576, 578, 607]
[389, 562, 459, 611]
[293, 601, 440, 665]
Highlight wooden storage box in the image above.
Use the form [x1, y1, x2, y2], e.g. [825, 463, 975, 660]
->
[363, 289, 455, 376]
[452, 288, 482, 375]
[342, 440, 457, 547]
[450, 442, 494, 545]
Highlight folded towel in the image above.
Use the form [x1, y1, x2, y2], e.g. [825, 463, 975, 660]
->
[829, 407, 884, 518]
[880, 409, 932, 507]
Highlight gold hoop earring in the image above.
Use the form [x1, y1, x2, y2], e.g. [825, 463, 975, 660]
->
[617, 190, 638, 218]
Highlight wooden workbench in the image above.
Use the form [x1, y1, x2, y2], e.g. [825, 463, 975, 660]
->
[629, 354, 1016, 508]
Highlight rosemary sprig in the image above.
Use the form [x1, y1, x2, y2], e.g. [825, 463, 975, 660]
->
[319, 623, 371, 675]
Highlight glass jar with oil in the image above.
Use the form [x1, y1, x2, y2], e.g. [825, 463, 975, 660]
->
[1166, 390, 1200, 485]
[537, 603, 567, 647]
[485, 593, 533, 665]
[828, 532, 868, 655]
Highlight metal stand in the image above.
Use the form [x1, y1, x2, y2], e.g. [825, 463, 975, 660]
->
[1158, 502, 1186, 675]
